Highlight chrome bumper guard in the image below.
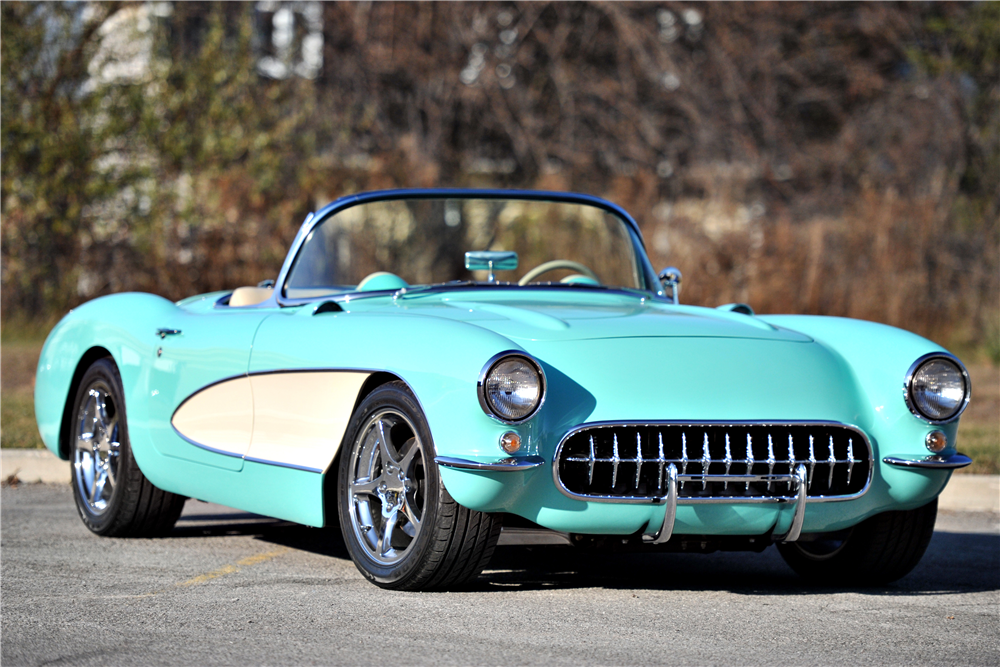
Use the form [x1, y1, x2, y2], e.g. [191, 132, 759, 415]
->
[883, 453, 972, 469]
[435, 456, 545, 471]
[642, 464, 809, 544]
[438, 454, 811, 544]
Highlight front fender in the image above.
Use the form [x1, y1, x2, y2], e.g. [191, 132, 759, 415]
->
[34, 293, 180, 459]
[760, 315, 961, 508]
[248, 309, 535, 464]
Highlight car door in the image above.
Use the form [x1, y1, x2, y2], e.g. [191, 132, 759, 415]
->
[146, 308, 271, 471]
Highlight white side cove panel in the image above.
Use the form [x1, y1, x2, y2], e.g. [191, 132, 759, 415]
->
[246, 371, 371, 473]
[171, 377, 254, 458]
[171, 371, 371, 473]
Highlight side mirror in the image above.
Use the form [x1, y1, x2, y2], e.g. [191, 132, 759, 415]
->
[659, 267, 682, 304]
[466, 251, 518, 283]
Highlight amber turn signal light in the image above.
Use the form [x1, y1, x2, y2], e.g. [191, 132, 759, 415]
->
[925, 430, 947, 453]
[499, 431, 522, 454]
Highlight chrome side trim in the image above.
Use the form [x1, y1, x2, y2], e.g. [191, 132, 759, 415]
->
[243, 455, 324, 473]
[435, 455, 545, 471]
[883, 453, 973, 469]
[902, 352, 971, 425]
[553, 420, 874, 505]
[171, 421, 328, 474]
[774, 465, 807, 542]
[171, 427, 245, 461]
[476, 351, 547, 425]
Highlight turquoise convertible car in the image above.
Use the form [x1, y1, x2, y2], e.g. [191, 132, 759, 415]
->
[35, 189, 972, 590]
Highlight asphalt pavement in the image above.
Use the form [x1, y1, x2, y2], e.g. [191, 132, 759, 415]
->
[1, 483, 997, 666]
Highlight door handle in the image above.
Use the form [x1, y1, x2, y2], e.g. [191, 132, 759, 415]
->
[156, 328, 182, 339]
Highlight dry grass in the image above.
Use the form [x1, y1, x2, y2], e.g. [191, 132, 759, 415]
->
[0, 339, 44, 449]
[956, 364, 1000, 475]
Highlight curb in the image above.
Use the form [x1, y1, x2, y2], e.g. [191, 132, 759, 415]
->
[2, 449, 70, 484]
[937, 474, 999, 513]
[2, 449, 997, 513]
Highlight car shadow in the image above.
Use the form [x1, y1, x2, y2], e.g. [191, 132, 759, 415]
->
[171, 511, 352, 559]
[171, 511, 998, 597]
[472, 528, 1000, 596]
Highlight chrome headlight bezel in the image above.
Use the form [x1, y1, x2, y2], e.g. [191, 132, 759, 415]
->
[477, 352, 546, 424]
[903, 352, 971, 425]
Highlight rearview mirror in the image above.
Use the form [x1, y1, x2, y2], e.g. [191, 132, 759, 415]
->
[659, 266, 682, 304]
[465, 251, 518, 283]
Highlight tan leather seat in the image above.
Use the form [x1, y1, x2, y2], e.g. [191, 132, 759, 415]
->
[229, 286, 273, 307]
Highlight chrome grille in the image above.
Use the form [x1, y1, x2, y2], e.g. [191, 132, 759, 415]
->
[555, 422, 872, 502]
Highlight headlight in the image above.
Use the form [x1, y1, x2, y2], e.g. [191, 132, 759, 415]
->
[478, 353, 545, 423]
[904, 353, 970, 424]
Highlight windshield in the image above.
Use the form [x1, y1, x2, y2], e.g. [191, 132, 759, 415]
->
[284, 197, 653, 299]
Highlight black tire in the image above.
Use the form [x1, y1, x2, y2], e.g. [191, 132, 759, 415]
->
[337, 381, 502, 590]
[777, 499, 938, 586]
[70, 358, 186, 536]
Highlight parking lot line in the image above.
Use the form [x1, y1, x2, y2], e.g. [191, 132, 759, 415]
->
[147, 547, 291, 595]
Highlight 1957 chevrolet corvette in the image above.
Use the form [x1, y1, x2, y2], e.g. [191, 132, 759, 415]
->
[35, 189, 972, 589]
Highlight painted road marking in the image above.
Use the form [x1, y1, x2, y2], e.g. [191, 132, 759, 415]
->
[143, 547, 291, 596]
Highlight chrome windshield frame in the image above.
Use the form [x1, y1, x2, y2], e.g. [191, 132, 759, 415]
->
[272, 189, 662, 308]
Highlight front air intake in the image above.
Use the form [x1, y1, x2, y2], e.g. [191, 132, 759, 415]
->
[555, 422, 872, 503]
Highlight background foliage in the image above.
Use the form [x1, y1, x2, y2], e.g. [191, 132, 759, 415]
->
[2, 1, 998, 354]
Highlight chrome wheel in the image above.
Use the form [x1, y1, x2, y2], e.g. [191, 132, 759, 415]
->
[346, 409, 426, 565]
[74, 381, 120, 515]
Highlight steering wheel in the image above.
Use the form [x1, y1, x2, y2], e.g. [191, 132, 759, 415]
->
[518, 260, 600, 285]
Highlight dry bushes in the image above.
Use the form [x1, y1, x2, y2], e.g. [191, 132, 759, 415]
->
[2, 2, 997, 352]
[643, 188, 996, 346]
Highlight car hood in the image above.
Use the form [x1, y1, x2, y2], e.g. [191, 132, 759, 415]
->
[522, 335, 864, 427]
[376, 290, 812, 343]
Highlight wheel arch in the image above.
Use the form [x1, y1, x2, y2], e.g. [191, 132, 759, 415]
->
[322, 370, 409, 528]
[59, 346, 115, 460]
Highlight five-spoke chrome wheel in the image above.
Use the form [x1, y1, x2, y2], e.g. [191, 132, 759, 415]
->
[337, 381, 502, 590]
[346, 409, 426, 565]
[74, 382, 121, 515]
[70, 357, 187, 536]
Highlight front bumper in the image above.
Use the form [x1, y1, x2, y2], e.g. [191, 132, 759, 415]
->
[438, 452, 961, 539]
[883, 453, 973, 469]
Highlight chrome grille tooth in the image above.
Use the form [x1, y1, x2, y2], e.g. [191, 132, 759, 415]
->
[723, 434, 733, 490]
[808, 435, 816, 491]
[611, 434, 620, 489]
[745, 434, 754, 491]
[656, 432, 666, 493]
[766, 435, 776, 491]
[846, 439, 855, 486]
[588, 435, 596, 486]
[635, 432, 644, 489]
[680, 433, 688, 490]
[701, 433, 711, 490]
[827, 435, 836, 489]
[787, 434, 796, 493]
